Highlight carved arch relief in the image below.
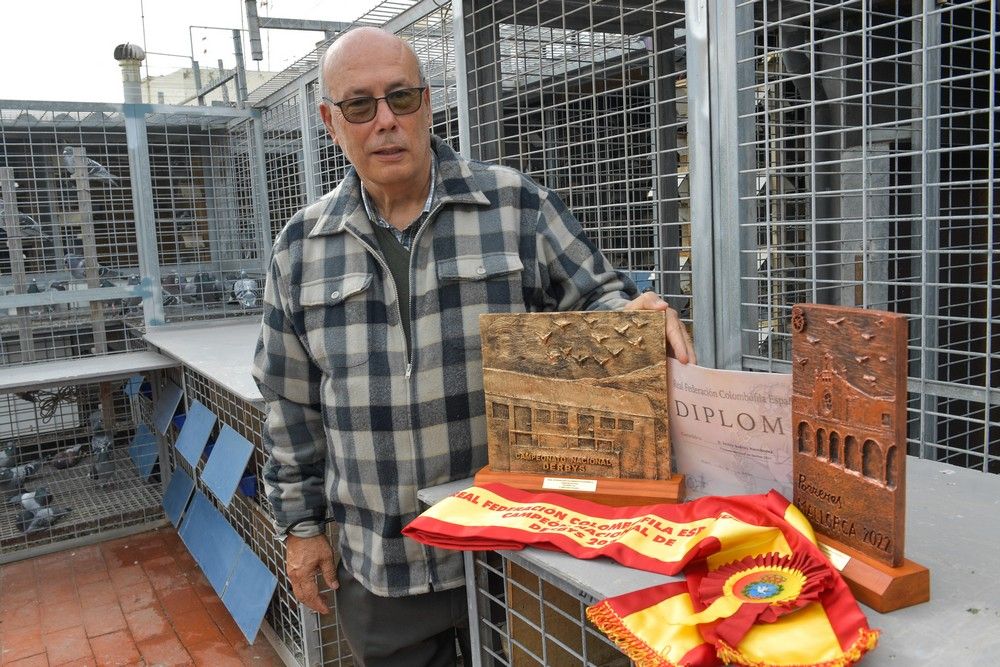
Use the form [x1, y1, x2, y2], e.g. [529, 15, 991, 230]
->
[797, 421, 813, 454]
[844, 435, 860, 470]
[862, 439, 883, 480]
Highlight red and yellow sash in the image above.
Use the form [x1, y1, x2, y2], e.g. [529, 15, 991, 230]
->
[403, 484, 877, 667]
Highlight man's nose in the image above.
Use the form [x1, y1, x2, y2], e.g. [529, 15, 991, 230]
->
[371, 98, 399, 127]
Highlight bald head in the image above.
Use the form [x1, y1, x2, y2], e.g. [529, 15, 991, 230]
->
[319, 28, 426, 101]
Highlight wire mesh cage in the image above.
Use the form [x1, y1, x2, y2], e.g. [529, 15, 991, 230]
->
[145, 109, 270, 323]
[463, 0, 693, 317]
[733, 0, 998, 472]
[470, 551, 630, 666]
[0, 376, 162, 561]
[175, 366, 353, 666]
[0, 105, 146, 366]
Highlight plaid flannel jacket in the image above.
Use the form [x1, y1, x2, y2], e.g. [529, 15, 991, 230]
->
[252, 136, 637, 596]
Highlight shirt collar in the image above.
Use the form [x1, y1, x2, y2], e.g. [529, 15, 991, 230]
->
[360, 154, 437, 231]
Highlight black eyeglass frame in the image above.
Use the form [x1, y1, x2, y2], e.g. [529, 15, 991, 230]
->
[322, 87, 428, 124]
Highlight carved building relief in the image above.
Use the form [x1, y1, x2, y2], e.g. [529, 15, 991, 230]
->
[480, 311, 672, 481]
[791, 304, 908, 566]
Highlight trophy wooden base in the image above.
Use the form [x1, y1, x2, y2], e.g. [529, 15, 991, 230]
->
[818, 536, 930, 613]
[473, 466, 685, 506]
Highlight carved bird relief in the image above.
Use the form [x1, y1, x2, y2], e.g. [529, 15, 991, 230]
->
[806, 335, 820, 344]
[627, 335, 644, 347]
[863, 374, 877, 383]
[613, 323, 630, 335]
[631, 318, 649, 328]
[554, 318, 572, 328]
[861, 332, 875, 340]
[826, 317, 845, 326]
[610, 346, 624, 357]
[583, 315, 600, 325]
[596, 356, 611, 367]
[537, 330, 553, 343]
[879, 355, 887, 362]
[591, 332, 610, 343]
[559, 346, 572, 356]
[855, 355, 869, 363]
[572, 353, 590, 364]
[795, 356, 809, 366]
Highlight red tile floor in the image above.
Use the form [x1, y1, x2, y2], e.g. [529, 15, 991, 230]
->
[0, 527, 284, 666]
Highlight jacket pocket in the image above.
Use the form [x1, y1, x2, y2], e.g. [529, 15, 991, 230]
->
[436, 252, 525, 356]
[299, 273, 375, 369]
[436, 252, 524, 282]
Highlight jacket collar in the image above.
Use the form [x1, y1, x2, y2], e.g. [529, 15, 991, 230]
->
[306, 136, 490, 238]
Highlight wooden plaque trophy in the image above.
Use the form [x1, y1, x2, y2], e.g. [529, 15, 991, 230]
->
[475, 311, 684, 505]
[791, 304, 929, 612]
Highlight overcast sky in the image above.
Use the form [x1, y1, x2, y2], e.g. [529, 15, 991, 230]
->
[0, 0, 382, 104]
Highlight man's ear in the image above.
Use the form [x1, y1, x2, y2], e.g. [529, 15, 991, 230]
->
[319, 103, 340, 146]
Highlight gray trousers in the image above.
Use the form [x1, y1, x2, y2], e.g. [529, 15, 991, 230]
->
[335, 560, 472, 667]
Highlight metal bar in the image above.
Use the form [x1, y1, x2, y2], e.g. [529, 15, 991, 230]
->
[0, 166, 34, 362]
[685, 0, 717, 367]
[452, 0, 472, 157]
[297, 82, 319, 202]
[710, 0, 754, 370]
[123, 104, 165, 326]
[70, 147, 108, 356]
[917, 0, 941, 460]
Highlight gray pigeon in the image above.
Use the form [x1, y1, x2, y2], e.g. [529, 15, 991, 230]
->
[89, 409, 104, 432]
[98, 265, 121, 279]
[26, 278, 41, 294]
[91, 430, 112, 451]
[17, 214, 47, 238]
[64, 251, 87, 279]
[1, 199, 48, 238]
[0, 444, 15, 468]
[61, 147, 117, 185]
[52, 442, 87, 469]
[0, 462, 41, 491]
[89, 434, 115, 488]
[8, 486, 53, 511]
[120, 274, 142, 313]
[191, 272, 224, 303]
[17, 506, 72, 534]
[233, 270, 258, 308]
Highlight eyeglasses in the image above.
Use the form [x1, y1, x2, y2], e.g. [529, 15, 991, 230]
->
[322, 87, 427, 124]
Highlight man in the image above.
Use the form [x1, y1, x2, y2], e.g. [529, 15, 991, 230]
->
[253, 26, 695, 666]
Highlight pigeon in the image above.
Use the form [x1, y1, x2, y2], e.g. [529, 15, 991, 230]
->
[17, 506, 72, 534]
[98, 265, 121, 279]
[92, 430, 112, 451]
[26, 278, 41, 294]
[61, 147, 117, 185]
[64, 251, 87, 279]
[7, 486, 53, 511]
[191, 272, 224, 303]
[49, 280, 69, 291]
[17, 213, 48, 238]
[1, 199, 49, 239]
[233, 270, 258, 308]
[51, 442, 87, 469]
[0, 444, 15, 468]
[162, 272, 199, 306]
[89, 409, 104, 432]
[89, 447, 115, 489]
[120, 274, 142, 313]
[0, 462, 41, 491]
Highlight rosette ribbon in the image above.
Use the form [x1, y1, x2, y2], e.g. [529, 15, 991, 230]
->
[404, 484, 878, 667]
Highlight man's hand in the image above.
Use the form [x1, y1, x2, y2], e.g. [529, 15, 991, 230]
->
[285, 534, 338, 614]
[623, 291, 696, 364]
